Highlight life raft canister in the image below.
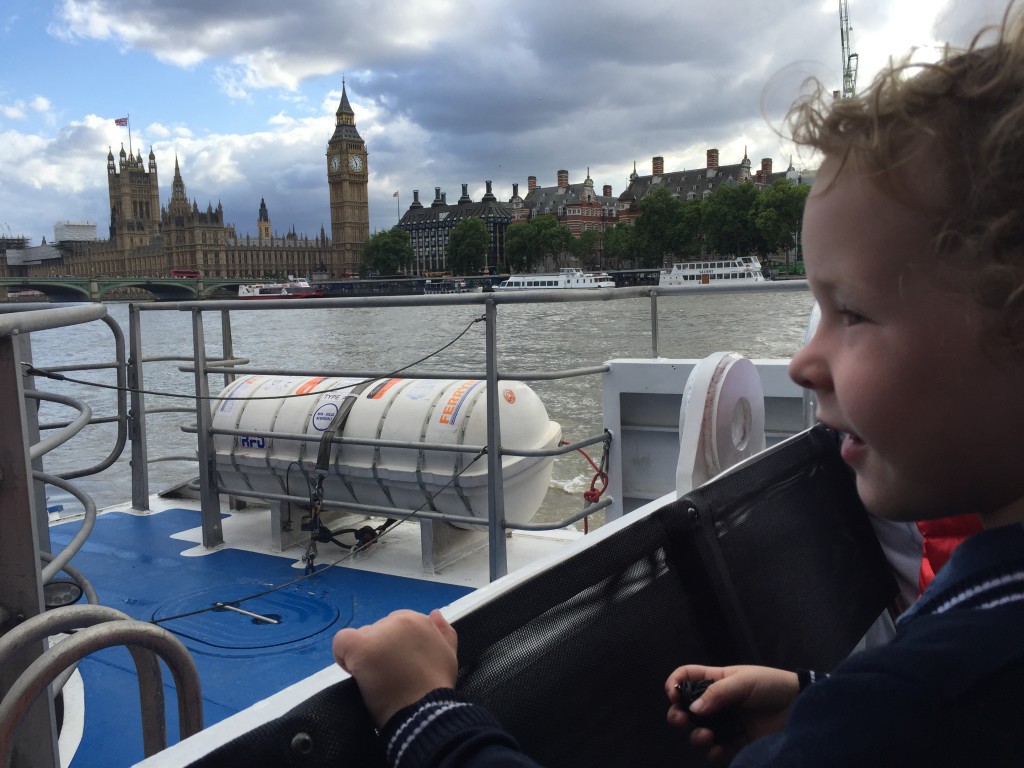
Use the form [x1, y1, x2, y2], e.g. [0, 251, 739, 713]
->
[210, 375, 561, 528]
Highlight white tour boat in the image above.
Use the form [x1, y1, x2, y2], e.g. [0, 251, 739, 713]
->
[658, 255, 767, 286]
[237, 276, 324, 299]
[494, 267, 616, 291]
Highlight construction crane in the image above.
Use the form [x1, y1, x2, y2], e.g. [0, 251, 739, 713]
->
[839, 0, 859, 99]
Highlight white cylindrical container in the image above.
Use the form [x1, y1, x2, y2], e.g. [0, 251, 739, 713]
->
[211, 375, 561, 527]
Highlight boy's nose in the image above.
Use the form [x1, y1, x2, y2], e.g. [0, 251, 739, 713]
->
[789, 343, 830, 393]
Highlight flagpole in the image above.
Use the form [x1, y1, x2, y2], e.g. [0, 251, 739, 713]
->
[396, 192, 400, 223]
[127, 114, 133, 157]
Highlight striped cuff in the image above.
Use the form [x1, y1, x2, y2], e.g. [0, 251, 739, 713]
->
[796, 669, 828, 691]
[381, 688, 506, 768]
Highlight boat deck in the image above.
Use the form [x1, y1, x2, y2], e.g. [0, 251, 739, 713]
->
[48, 496, 578, 767]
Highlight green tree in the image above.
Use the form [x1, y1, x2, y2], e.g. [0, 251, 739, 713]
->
[702, 183, 761, 256]
[504, 222, 536, 273]
[362, 227, 413, 276]
[533, 214, 572, 269]
[570, 229, 602, 267]
[675, 199, 706, 258]
[604, 222, 640, 269]
[447, 218, 489, 275]
[503, 215, 572, 272]
[635, 187, 685, 267]
[752, 178, 810, 265]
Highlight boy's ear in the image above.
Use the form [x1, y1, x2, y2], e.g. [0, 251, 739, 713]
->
[991, 302, 1024, 359]
[973, 264, 1024, 355]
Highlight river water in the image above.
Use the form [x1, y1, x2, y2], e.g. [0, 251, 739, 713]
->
[28, 290, 813, 527]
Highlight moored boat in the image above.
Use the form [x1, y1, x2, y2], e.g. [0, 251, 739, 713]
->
[237, 276, 324, 299]
[422, 278, 483, 294]
[493, 267, 616, 291]
[658, 255, 767, 286]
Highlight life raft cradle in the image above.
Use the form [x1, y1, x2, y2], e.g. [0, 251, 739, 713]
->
[301, 379, 397, 573]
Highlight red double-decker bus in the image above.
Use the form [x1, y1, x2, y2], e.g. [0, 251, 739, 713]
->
[169, 269, 201, 278]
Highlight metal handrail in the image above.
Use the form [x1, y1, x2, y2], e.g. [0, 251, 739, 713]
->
[0, 614, 203, 765]
[34, 471, 96, 584]
[13, 310, 129, 481]
[124, 280, 809, 573]
[23, 390, 92, 460]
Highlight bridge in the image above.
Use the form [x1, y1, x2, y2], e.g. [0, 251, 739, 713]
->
[0, 277, 254, 302]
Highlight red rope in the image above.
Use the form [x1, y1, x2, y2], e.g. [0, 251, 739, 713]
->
[562, 440, 609, 534]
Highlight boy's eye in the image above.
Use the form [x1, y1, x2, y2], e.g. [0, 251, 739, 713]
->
[839, 308, 866, 326]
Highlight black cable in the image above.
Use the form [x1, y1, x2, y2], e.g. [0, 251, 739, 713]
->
[21, 314, 485, 403]
[151, 447, 488, 627]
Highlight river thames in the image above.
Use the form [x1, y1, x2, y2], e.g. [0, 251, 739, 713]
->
[28, 289, 813, 526]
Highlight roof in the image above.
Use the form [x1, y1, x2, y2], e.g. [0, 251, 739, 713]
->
[522, 183, 617, 215]
[400, 196, 514, 227]
[2, 243, 64, 265]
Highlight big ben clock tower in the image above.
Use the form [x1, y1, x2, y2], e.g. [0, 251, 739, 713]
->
[326, 80, 369, 275]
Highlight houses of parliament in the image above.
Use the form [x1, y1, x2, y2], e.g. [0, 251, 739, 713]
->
[0, 84, 369, 281]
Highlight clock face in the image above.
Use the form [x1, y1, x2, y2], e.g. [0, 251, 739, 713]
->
[329, 155, 342, 172]
[348, 154, 364, 172]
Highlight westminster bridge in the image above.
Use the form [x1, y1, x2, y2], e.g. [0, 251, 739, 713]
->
[0, 276, 252, 302]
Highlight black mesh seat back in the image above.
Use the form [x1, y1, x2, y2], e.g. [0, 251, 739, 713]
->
[452, 510, 726, 768]
[451, 424, 895, 767]
[179, 424, 894, 768]
[672, 423, 897, 670]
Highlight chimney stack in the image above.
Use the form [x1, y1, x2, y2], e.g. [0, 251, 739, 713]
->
[603, 185, 612, 197]
[528, 175, 537, 191]
[513, 183, 519, 197]
[761, 158, 772, 174]
[653, 156, 664, 176]
[707, 149, 719, 170]
[557, 169, 569, 188]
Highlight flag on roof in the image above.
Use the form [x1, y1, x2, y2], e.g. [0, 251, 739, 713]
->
[392, 191, 399, 197]
[114, 117, 129, 126]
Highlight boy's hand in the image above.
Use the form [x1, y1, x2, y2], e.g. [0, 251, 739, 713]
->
[665, 664, 799, 763]
[333, 609, 458, 728]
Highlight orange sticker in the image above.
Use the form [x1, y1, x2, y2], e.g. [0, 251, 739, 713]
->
[367, 378, 403, 399]
[295, 377, 326, 396]
[503, 388, 516, 404]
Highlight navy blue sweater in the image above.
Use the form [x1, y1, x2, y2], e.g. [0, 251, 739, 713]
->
[380, 524, 1024, 767]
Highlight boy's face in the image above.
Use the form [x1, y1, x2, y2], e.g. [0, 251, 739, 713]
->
[789, 158, 1024, 527]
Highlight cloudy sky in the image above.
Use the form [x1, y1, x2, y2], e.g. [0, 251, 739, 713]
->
[0, 0, 1012, 246]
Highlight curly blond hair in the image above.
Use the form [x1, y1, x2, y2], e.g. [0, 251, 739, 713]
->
[788, 4, 1024, 330]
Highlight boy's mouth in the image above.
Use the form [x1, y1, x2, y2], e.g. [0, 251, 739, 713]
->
[839, 431, 866, 464]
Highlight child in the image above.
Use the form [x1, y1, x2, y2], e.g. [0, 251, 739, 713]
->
[333, 8, 1024, 766]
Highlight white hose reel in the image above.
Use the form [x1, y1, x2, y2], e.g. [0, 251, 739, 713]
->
[675, 351, 766, 494]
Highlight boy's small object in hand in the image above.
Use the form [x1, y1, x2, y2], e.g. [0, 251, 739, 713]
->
[676, 680, 744, 743]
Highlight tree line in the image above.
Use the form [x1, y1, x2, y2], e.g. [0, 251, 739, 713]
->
[361, 178, 809, 276]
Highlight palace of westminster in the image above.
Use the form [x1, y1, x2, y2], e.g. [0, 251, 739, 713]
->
[1, 84, 801, 281]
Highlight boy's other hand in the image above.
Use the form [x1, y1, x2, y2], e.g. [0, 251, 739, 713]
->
[666, 664, 799, 763]
[333, 608, 458, 728]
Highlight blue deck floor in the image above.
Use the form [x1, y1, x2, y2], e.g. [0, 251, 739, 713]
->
[48, 507, 472, 767]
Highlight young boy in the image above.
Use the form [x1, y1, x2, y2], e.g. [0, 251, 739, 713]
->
[334, 10, 1024, 766]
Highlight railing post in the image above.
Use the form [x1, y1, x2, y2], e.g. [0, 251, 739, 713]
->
[192, 308, 224, 548]
[128, 304, 150, 509]
[219, 310, 234, 390]
[0, 333, 59, 768]
[650, 290, 659, 358]
[484, 299, 508, 581]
